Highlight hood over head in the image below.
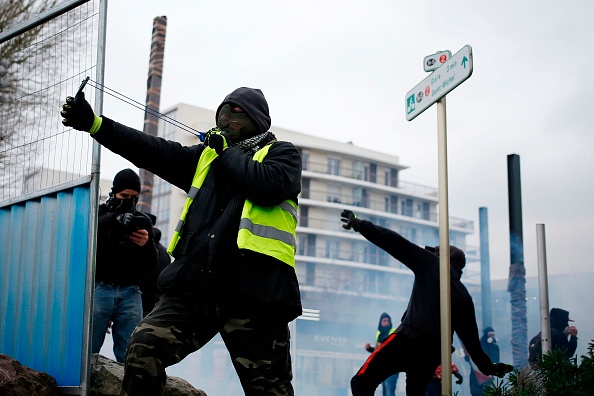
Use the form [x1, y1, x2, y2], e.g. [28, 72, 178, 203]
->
[550, 308, 573, 330]
[378, 312, 392, 330]
[483, 326, 495, 335]
[215, 87, 271, 137]
[424, 245, 466, 271]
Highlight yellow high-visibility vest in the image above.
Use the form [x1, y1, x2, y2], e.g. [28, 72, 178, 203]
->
[168, 144, 298, 268]
[376, 328, 396, 342]
[167, 147, 218, 255]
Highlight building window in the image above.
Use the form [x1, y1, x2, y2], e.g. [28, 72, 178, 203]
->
[299, 206, 308, 227]
[297, 233, 316, 257]
[401, 198, 413, 217]
[385, 168, 398, 187]
[328, 158, 340, 176]
[326, 238, 339, 259]
[301, 178, 310, 199]
[385, 195, 398, 214]
[416, 202, 430, 220]
[369, 163, 377, 183]
[301, 150, 310, 171]
[327, 183, 341, 203]
[353, 161, 362, 180]
[352, 187, 369, 208]
[307, 234, 317, 256]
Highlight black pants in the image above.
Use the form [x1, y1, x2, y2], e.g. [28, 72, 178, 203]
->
[351, 333, 439, 396]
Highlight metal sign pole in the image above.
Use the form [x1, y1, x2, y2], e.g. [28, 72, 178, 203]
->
[536, 224, 551, 355]
[437, 96, 452, 395]
[405, 44, 473, 395]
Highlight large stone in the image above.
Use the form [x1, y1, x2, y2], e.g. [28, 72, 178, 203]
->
[90, 354, 207, 396]
[0, 354, 58, 396]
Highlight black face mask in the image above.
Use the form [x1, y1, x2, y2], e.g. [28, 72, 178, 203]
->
[106, 194, 138, 214]
[216, 104, 259, 141]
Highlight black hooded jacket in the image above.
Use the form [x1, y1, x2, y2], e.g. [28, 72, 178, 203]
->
[91, 88, 303, 321]
[355, 219, 496, 376]
[365, 312, 395, 353]
[377, 312, 394, 343]
[480, 327, 500, 363]
[550, 308, 578, 358]
[95, 204, 158, 286]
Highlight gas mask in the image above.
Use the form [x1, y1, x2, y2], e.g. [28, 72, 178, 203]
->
[106, 193, 138, 214]
[216, 104, 259, 142]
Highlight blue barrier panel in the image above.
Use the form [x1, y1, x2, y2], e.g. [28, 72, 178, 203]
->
[0, 184, 90, 387]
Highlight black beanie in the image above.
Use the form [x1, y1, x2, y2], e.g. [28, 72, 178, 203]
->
[112, 169, 141, 194]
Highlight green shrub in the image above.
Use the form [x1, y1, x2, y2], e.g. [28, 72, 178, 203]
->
[483, 340, 594, 396]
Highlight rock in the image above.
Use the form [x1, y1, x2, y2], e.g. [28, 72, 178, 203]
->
[90, 354, 207, 396]
[0, 354, 58, 396]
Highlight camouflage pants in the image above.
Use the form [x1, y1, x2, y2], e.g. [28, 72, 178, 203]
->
[120, 295, 294, 396]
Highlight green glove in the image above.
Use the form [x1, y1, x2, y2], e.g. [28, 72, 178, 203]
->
[204, 128, 231, 155]
[61, 91, 102, 133]
[340, 209, 362, 232]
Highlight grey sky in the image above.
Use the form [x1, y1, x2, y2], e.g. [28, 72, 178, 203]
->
[99, 1, 594, 280]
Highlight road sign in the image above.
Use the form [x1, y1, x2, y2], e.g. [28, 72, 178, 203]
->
[424, 50, 451, 72]
[405, 45, 473, 121]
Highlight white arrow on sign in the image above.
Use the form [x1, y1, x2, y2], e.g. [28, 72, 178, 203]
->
[405, 45, 473, 121]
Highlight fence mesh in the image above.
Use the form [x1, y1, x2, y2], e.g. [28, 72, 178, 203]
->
[0, 0, 100, 202]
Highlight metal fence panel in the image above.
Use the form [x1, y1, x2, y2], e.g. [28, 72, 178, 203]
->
[0, 0, 106, 393]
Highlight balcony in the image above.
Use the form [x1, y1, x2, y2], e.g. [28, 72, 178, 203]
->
[298, 189, 474, 232]
[302, 159, 439, 199]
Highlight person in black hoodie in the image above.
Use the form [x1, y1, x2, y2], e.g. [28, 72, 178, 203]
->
[364, 312, 399, 396]
[480, 327, 500, 364]
[60, 87, 302, 396]
[467, 327, 499, 395]
[340, 210, 512, 396]
[93, 168, 158, 363]
[528, 307, 578, 364]
[549, 308, 578, 358]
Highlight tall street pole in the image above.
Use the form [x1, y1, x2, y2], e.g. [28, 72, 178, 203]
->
[137, 16, 167, 214]
[507, 154, 527, 368]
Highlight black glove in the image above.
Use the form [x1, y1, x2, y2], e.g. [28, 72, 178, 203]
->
[61, 91, 96, 132]
[204, 128, 231, 155]
[492, 363, 513, 378]
[454, 372, 463, 385]
[340, 209, 362, 232]
[116, 212, 136, 228]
